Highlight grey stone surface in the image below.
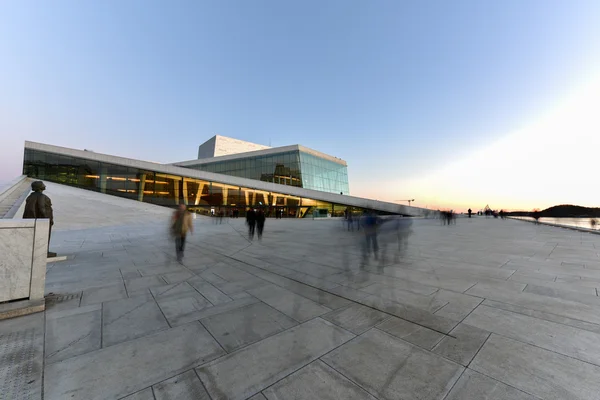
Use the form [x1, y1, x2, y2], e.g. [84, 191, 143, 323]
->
[322, 328, 463, 400]
[355, 279, 439, 296]
[153, 370, 210, 400]
[0, 312, 44, 400]
[464, 304, 600, 366]
[196, 318, 354, 400]
[31, 219, 50, 300]
[328, 285, 371, 302]
[376, 317, 446, 349]
[263, 360, 377, 400]
[281, 260, 342, 278]
[45, 304, 102, 363]
[359, 294, 459, 334]
[264, 275, 351, 310]
[248, 284, 331, 322]
[445, 369, 537, 400]
[121, 387, 155, 400]
[471, 334, 600, 400]
[150, 282, 200, 300]
[359, 283, 448, 312]
[81, 283, 128, 306]
[125, 276, 167, 293]
[432, 323, 490, 366]
[524, 283, 600, 306]
[247, 394, 267, 400]
[187, 276, 232, 305]
[0, 221, 35, 301]
[156, 294, 210, 322]
[138, 264, 188, 277]
[322, 303, 390, 334]
[6, 185, 600, 400]
[162, 270, 194, 284]
[170, 295, 260, 326]
[467, 282, 600, 325]
[45, 322, 224, 400]
[102, 293, 170, 347]
[432, 289, 483, 321]
[201, 302, 297, 352]
[482, 299, 600, 335]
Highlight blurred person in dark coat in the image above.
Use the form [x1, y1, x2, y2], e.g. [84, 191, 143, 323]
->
[256, 209, 266, 240]
[246, 208, 257, 240]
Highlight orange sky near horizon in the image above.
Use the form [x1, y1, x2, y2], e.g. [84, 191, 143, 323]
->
[353, 73, 600, 213]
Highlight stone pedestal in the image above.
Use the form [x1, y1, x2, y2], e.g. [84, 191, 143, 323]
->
[0, 219, 49, 319]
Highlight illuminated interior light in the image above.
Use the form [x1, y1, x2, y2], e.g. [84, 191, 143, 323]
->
[85, 175, 99, 178]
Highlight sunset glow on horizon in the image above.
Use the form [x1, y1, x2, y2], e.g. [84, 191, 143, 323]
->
[354, 73, 600, 212]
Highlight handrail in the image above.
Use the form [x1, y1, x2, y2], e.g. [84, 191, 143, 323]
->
[0, 175, 28, 202]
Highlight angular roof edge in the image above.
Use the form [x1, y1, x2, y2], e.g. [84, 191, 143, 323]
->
[173, 144, 347, 167]
[23, 140, 424, 216]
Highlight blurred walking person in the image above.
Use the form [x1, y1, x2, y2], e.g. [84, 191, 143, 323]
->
[347, 210, 354, 231]
[246, 208, 257, 240]
[256, 209, 266, 240]
[361, 210, 380, 266]
[171, 204, 193, 262]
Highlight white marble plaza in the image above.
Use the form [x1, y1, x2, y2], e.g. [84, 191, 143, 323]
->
[3, 182, 600, 399]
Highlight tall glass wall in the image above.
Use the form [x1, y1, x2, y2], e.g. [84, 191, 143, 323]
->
[299, 151, 349, 194]
[182, 150, 349, 194]
[187, 151, 302, 188]
[23, 149, 358, 218]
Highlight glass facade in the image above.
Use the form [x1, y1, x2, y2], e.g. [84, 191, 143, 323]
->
[182, 150, 349, 195]
[23, 148, 358, 218]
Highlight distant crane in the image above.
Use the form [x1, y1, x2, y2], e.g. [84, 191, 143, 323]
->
[396, 199, 415, 207]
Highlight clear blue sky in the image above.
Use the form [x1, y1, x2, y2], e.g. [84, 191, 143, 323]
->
[2, 1, 599, 209]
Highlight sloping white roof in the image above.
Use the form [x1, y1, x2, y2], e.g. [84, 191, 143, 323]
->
[24, 141, 422, 216]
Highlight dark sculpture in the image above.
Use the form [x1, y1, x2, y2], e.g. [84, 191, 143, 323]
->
[23, 181, 56, 257]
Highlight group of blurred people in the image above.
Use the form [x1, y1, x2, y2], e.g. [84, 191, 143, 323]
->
[344, 210, 414, 268]
[440, 210, 456, 225]
[246, 208, 266, 240]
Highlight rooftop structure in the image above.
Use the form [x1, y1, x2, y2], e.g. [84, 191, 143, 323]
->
[197, 135, 271, 159]
[176, 138, 349, 195]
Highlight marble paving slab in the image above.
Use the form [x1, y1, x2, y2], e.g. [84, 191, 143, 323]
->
[169, 295, 260, 326]
[248, 284, 331, 322]
[358, 294, 459, 334]
[444, 369, 536, 400]
[482, 299, 600, 335]
[322, 328, 463, 400]
[187, 276, 232, 305]
[201, 302, 297, 352]
[322, 303, 390, 334]
[470, 334, 600, 400]
[432, 323, 490, 366]
[153, 370, 210, 400]
[80, 283, 128, 306]
[44, 322, 224, 400]
[466, 282, 600, 325]
[45, 304, 102, 364]
[262, 360, 376, 400]
[102, 293, 170, 347]
[376, 317, 445, 350]
[196, 318, 354, 400]
[120, 387, 154, 400]
[464, 304, 600, 366]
